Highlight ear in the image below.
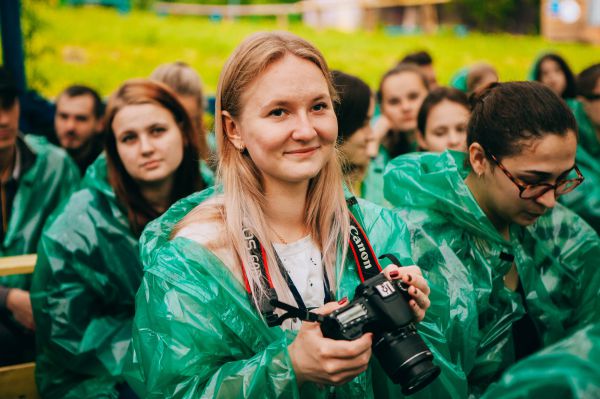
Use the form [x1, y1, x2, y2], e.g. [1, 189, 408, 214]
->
[468, 142, 489, 176]
[222, 110, 244, 150]
[416, 130, 428, 151]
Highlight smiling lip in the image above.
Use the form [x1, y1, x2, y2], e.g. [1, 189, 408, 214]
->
[285, 146, 320, 155]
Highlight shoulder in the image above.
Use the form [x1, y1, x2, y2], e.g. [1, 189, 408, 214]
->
[24, 134, 76, 169]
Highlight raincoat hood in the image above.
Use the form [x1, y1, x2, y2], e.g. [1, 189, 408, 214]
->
[385, 150, 504, 244]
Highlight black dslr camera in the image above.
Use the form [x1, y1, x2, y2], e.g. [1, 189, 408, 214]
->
[320, 273, 440, 395]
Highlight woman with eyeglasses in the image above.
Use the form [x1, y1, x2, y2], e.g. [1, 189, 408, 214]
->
[381, 81, 600, 398]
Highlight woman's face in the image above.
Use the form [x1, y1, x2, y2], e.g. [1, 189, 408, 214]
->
[113, 103, 184, 187]
[419, 100, 469, 152]
[473, 131, 577, 228]
[340, 97, 375, 167]
[225, 54, 338, 187]
[381, 71, 428, 133]
[539, 59, 567, 96]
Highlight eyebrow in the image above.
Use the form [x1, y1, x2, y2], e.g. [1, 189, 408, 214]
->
[260, 94, 328, 110]
[520, 164, 576, 179]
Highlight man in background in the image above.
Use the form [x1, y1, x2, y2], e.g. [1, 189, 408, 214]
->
[54, 85, 104, 176]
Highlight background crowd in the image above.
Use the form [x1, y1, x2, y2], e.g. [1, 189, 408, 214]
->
[1, 30, 599, 398]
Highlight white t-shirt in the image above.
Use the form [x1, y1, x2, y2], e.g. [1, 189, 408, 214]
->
[273, 235, 325, 330]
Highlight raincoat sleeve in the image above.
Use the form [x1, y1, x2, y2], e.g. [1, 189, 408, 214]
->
[126, 241, 299, 399]
[482, 323, 600, 399]
[374, 217, 485, 399]
[31, 191, 138, 398]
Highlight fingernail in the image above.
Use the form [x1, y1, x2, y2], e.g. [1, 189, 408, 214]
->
[407, 274, 412, 282]
[338, 297, 348, 305]
[389, 271, 399, 278]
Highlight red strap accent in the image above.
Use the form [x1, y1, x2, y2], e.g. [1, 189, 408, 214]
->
[349, 213, 383, 275]
[349, 240, 366, 282]
[261, 245, 275, 287]
[238, 254, 252, 293]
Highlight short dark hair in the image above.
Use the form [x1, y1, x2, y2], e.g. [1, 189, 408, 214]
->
[332, 70, 372, 142]
[400, 51, 433, 66]
[532, 53, 577, 99]
[377, 63, 429, 104]
[0, 66, 19, 109]
[577, 63, 600, 99]
[58, 85, 104, 119]
[467, 81, 577, 160]
[417, 87, 469, 135]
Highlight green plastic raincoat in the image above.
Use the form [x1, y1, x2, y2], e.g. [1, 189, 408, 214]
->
[558, 100, 600, 234]
[362, 146, 390, 207]
[0, 135, 79, 290]
[482, 322, 600, 399]
[383, 150, 600, 398]
[30, 156, 143, 399]
[124, 188, 415, 398]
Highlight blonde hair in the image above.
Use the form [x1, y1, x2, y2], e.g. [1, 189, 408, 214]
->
[173, 31, 350, 310]
[150, 61, 208, 159]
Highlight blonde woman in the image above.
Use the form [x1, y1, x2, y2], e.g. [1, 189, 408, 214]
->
[125, 31, 431, 398]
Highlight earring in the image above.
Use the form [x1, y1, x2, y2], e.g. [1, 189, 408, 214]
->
[238, 145, 245, 153]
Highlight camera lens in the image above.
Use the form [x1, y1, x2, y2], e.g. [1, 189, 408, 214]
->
[373, 326, 441, 395]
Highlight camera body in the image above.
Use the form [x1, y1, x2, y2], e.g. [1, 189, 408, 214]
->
[320, 273, 440, 395]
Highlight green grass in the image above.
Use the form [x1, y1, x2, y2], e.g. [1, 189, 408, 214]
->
[23, 4, 600, 98]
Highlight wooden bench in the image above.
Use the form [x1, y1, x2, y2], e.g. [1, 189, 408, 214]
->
[0, 254, 39, 399]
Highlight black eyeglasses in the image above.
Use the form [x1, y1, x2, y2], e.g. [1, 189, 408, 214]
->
[485, 150, 584, 200]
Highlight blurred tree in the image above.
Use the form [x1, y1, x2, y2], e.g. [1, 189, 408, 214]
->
[451, 0, 540, 33]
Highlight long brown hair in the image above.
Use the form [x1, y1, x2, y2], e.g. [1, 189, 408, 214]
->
[104, 79, 205, 236]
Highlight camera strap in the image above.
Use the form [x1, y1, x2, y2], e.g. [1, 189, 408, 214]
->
[240, 197, 383, 326]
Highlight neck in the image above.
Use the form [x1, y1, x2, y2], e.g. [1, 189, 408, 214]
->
[263, 178, 309, 243]
[0, 146, 16, 181]
[68, 138, 96, 166]
[464, 172, 510, 239]
[139, 177, 174, 214]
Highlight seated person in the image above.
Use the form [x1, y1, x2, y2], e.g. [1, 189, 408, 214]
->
[0, 67, 80, 366]
[54, 85, 104, 176]
[384, 81, 600, 397]
[150, 61, 214, 180]
[416, 87, 470, 152]
[331, 70, 380, 203]
[559, 64, 600, 234]
[399, 50, 438, 89]
[124, 31, 431, 398]
[529, 53, 577, 102]
[451, 63, 499, 94]
[31, 79, 208, 398]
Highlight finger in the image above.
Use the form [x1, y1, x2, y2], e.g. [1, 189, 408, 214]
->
[408, 286, 431, 311]
[403, 273, 430, 296]
[410, 300, 426, 322]
[319, 333, 373, 360]
[321, 359, 371, 385]
[382, 264, 401, 280]
[314, 299, 348, 316]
